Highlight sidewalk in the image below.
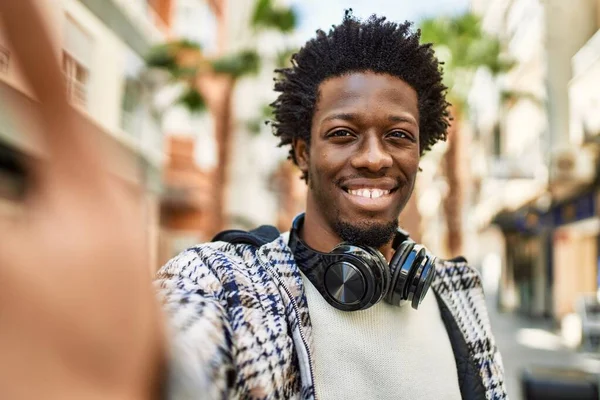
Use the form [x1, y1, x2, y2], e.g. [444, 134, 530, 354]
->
[486, 296, 600, 400]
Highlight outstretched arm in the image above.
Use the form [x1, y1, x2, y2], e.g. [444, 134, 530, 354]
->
[0, 2, 165, 399]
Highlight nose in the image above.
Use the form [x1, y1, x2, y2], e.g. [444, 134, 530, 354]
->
[350, 134, 393, 172]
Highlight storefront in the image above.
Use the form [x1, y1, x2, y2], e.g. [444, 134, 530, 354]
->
[493, 189, 600, 320]
[493, 207, 552, 317]
[549, 191, 599, 321]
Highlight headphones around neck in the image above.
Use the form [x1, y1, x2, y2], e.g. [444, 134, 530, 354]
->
[288, 213, 437, 312]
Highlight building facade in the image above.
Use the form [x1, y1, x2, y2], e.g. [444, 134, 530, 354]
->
[468, 0, 600, 328]
[158, 0, 300, 263]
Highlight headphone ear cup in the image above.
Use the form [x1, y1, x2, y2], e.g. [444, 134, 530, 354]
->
[360, 246, 390, 303]
[409, 253, 436, 309]
[386, 240, 415, 305]
[327, 245, 383, 310]
[330, 245, 389, 307]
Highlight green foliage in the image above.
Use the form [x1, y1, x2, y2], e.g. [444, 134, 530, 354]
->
[145, 40, 203, 78]
[246, 119, 262, 135]
[468, 37, 514, 75]
[144, 0, 299, 118]
[148, 41, 260, 81]
[145, 43, 177, 70]
[419, 13, 512, 82]
[177, 87, 206, 113]
[246, 103, 274, 135]
[499, 90, 542, 106]
[252, 0, 297, 33]
[211, 50, 260, 78]
[172, 67, 199, 80]
[276, 47, 298, 69]
[419, 12, 514, 110]
[260, 103, 273, 118]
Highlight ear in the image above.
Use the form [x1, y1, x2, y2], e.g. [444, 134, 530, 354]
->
[293, 138, 309, 175]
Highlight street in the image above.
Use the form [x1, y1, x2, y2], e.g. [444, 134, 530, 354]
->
[486, 296, 600, 400]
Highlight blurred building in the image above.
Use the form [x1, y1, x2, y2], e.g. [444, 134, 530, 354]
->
[0, 0, 171, 267]
[158, 0, 218, 262]
[158, 0, 299, 263]
[469, 0, 600, 325]
[159, 134, 213, 261]
[227, 0, 298, 234]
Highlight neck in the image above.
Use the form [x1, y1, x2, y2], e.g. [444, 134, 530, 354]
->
[300, 208, 341, 253]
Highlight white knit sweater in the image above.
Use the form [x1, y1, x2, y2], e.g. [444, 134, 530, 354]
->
[301, 272, 462, 400]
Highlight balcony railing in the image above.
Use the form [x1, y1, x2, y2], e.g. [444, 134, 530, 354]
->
[66, 80, 87, 108]
[78, 0, 166, 56]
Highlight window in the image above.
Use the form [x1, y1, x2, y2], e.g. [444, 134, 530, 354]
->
[0, 46, 9, 74]
[62, 52, 88, 107]
[63, 15, 92, 108]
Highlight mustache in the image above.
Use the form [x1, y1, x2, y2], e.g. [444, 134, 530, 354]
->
[334, 174, 403, 187]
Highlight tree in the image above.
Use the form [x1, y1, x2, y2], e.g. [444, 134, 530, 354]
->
[147, 0, 297, 236]
[419, 12, 512, 257]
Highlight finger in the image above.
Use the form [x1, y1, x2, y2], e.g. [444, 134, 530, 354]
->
[0, 0, 107, 191]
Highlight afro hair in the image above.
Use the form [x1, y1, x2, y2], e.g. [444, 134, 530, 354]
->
[270, 10, 451, 169]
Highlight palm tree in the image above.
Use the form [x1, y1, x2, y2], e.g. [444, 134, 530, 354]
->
[419, 12, 512, 257]
[147, 0, 297, 236]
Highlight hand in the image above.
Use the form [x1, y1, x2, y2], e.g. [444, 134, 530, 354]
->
[0, 2, 165, 399]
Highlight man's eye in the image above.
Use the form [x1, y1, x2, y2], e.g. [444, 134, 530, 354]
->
[328, 129, 353, 138]
[388, 130, 415, 141]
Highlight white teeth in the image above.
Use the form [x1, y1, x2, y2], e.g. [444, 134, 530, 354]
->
[348, 189, 390, 198]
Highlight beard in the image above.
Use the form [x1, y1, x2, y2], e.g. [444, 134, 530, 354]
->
[307, 169, 405, 249]
[334, 218, 399, 248]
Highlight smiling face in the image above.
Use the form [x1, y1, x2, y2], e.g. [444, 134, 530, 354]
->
[294, 71, 420, 252]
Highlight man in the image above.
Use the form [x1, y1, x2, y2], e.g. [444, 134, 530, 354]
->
[0, 3, 505, 399]
[158, 11, 507, 400]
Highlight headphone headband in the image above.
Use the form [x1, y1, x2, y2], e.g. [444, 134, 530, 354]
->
[289, 213, 436, 312]
[289, 213, 409, 255]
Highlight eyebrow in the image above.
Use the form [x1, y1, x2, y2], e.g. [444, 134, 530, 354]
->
[322, 113, 417, 126]
[322, 113, 356, 122]
[388, 115, 417, 126]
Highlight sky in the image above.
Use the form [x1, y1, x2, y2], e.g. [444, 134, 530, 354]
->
[291, 0, 470, 42]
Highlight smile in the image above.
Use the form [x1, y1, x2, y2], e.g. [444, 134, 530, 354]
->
[347, 188, 391, 199]
[340, 186, 399, 212]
